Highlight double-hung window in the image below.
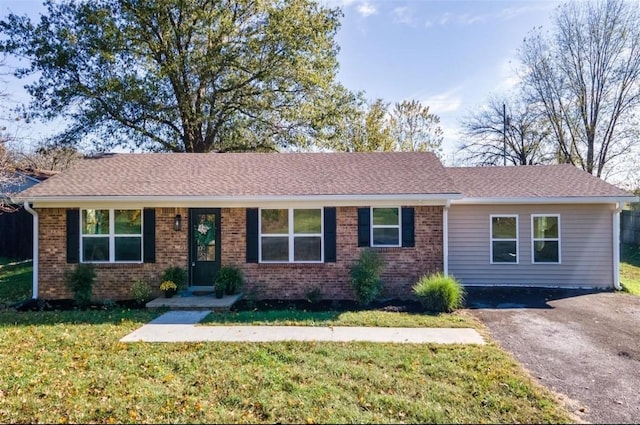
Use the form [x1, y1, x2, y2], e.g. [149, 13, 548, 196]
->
[532, 214, 560, 263]
[490, 215, 518, 263]
[260, 208, 323, 262]
[371, 207, 401, 247]
[81, 209, 143, 263]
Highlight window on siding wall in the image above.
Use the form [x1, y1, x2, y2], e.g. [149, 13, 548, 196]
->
[260, 208, 323, 262]
[81, 209, 142, 263]
[532, 215, 560, 263]
[490, 215, 518, 263]
[371, 207, 401, 247]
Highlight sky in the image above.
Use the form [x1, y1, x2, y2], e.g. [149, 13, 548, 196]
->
[0, 0, 562, 162]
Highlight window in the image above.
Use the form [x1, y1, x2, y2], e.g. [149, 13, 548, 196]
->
[81, 209, 142, 263]
[371, 207, 401, 247]
[260, 208, 323, 262]
[490, 215, 518, 263]
[532, 215, 560, 263]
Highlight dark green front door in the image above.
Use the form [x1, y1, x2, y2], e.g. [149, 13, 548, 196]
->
[189, 208, 221, 287]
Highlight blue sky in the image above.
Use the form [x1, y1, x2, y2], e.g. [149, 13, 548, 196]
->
[1, 0, 562, 161]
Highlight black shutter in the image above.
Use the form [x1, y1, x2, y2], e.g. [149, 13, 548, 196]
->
[324, 207, 336, 262]
[66, 209, 80, 263]
[143, 208, 156, 263]
[246, 208, 259, 263]
[401, 207, 415, 247]
[357, 207, 370, 247]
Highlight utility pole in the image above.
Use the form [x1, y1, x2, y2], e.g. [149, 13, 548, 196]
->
[502, 103, 507, 166]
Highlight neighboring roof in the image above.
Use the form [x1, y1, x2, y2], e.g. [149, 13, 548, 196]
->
[447, 164, 633, 201]
[1, 169, 55, 196]
[16, 152, 458, 200]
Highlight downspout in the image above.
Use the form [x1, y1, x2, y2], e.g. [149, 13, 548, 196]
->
[23, 201, 38, 299]
[443, 200, 450, 276]
[612, 202, 622, 290]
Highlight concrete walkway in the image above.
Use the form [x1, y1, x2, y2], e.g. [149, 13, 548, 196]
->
[120, 311, 485, 344]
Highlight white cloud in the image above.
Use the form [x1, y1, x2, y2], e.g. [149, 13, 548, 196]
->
[498, 3, 558, 21]
[439, 12, 451, 26]
[457, 13, 486, 25]
[393, 7, 416, 26]
[357, 1, 376, 17]
[493, 57, 522, 93]
[422, 88, 464, 114]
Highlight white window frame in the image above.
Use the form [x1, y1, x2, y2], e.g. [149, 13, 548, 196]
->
[259, 208, 324, 263]
[80, 209, 144, 264]
[490, 214, 519, 264]
[370, 207, 402, 247]
[531, 214, 561, 264]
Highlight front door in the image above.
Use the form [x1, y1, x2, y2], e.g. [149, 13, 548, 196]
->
[189, 208, 221, 287]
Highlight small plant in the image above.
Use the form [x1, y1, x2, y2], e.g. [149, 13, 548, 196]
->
[160, 280, 178, 298]
[305, 287, 322, 304]
[215, 266, 244, 295]
[349, 248, 385, 305]
[412, 273, 465, 313]
[63, 264, 96, 307]
[214, 278, 226, 299]
[161, 266, 188, 291]
[130, 279, 153, 304]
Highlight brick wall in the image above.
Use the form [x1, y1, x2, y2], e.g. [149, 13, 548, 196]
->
[37, 206, 443, 301]
[37, 207, 188, 300]
[222, 206, 443, 300]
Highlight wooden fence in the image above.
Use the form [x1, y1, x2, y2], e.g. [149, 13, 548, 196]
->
[621, 210, 640, 245]
[0, 207, 33, 260]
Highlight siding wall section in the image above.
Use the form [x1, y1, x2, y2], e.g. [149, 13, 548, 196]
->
[448, 204, 615, 288]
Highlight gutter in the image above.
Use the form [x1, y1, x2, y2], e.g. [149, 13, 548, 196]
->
[613, 202, 623, 290]
[443, 200, 450, 276]
[23, 202, 38, 299]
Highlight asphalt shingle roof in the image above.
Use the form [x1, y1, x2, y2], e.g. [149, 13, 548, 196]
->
[17, 152, 633, 200]
[18, 152, 457, 198]
[447, 164, 631, 198]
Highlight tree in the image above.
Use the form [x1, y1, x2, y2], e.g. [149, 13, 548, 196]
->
[330, 98, 395, 152]
[389, 100, 443, 155]
[519, 0, 640, 177]
[458, 95, 553, 166]
[0, 0, 351, 153]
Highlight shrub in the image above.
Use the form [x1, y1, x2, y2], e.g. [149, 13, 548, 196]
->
[349, 248, 385, 305]
[215, 266, 243, 295]
[161, 266, 188, 291]
[130, 279, 153, 304]
[412, 273, 465, 313]
[63, 264, 96, 306]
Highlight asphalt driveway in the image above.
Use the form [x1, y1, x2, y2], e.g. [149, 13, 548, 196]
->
[465, 288, 640, 424]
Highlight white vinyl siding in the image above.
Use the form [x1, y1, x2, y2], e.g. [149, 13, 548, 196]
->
[448, 204, 614, 288]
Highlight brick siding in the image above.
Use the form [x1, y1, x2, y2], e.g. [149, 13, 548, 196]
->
[36, 206, 443, 301]
[37, 207, 188, 300]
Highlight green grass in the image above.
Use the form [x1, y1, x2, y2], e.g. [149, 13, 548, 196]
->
[0, 309, 573, 424]
[0, 257, 33, 306]
[201, 309, 477, 328]
[621, 244, 640, 295]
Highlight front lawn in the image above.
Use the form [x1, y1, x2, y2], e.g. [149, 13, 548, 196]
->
[202, 309, 478, 328]
[621, 244, 640, 295]
[0, 309, 573, 423]
[0, 258, 32, 306]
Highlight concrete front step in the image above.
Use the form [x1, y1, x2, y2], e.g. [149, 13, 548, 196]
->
[146, 292, 242, 312]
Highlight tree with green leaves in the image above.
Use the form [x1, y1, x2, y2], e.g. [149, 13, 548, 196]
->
[519, 0, 640, 177]
[0, 0, 352, 153]
[458, 95, 552, 166]
[329, 98, 395, 152]
[389, 100, 443, 155]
